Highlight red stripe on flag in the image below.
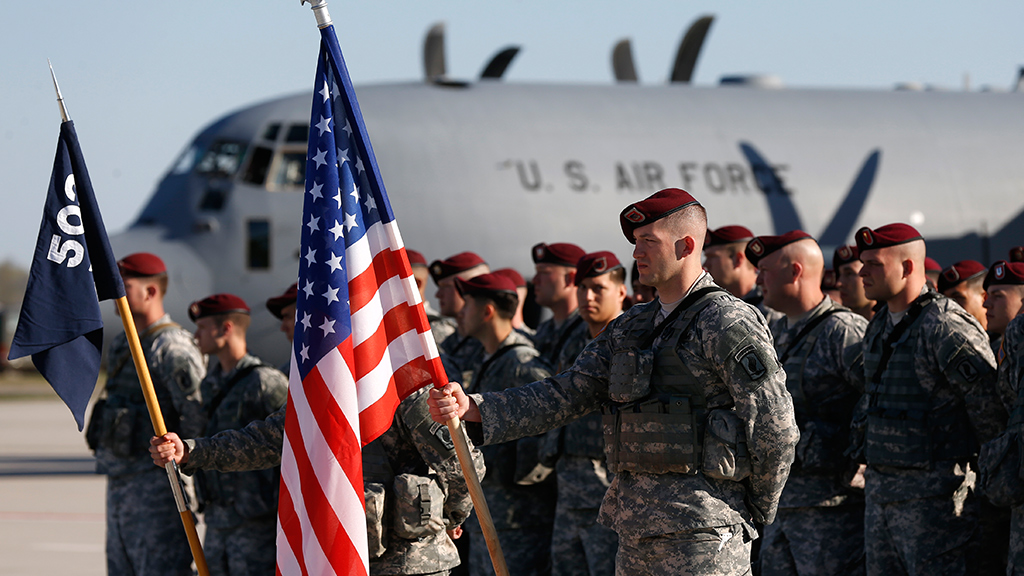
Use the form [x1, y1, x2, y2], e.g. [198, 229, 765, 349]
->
[348, 247, 413, 312]
[283, 396, 366, 576]
[359, 382, 401, 443]
[352, 301, 430, 382]
[302, 357, 364, 490]
[277, 470, 310, 576]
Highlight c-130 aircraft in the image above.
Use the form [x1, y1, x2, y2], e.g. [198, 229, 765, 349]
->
[105, 16, 1024, 366]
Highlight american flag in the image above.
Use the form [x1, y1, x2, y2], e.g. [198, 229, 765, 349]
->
[277, 25, 448, 576]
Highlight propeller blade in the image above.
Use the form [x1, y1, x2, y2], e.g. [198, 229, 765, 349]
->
[670, 15, 714, 84]
[612, 39, 638, 83]
[818, 150, 882, 246]
[424, 22, 446, 82]
[480, 46, 521, 80]
[738, 141, 804, 233]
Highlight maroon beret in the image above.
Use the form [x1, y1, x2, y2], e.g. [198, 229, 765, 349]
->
[429, 252, 486, 283]
[454, 272, 518, 299]
[189, 293, 250, 322]
[118, 253, 166, 277]
[924, 257, 942, 272]
[937, 260, 987, 293]
[619, 188, 701, 243]
[744, 230, 814, 267]
[407, 249, 428, 267]
[833, 245, 860, 271]
[855, 223, 923, 252]
[574, 251, 623, 285]
[985, 260, 1024, 290]
[266, 283, 299, 319]
[492, 268, 527, 288]
[532, 242, 586, 267]
[821, 269, 838, 291]
[1010, 247, 1024, 263]
[704, 225, 754, 249]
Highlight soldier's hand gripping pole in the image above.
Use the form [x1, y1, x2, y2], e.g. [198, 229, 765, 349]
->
[446, 416, 510, 576]
[114, 297, 210, 576]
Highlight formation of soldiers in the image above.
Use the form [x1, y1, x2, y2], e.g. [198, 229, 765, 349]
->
[87, 185, 1024, 576]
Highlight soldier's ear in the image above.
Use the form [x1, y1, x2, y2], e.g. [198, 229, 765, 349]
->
[676, 235, 696, 260]
[565, 270, 576, 287]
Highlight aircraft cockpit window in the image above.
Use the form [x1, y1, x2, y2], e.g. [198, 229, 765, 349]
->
[262, 123, 281, 142]
[272, 151, 307, 191]
[285, 124, 309, 143]
[241, 146, 274, 186]
[247, 219, 271, 270]
[195, 140, 247, 178]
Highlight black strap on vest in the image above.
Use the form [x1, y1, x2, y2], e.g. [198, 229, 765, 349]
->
[778, 308, 842, 364]
[204, 363, 271, 419]
[641, 286, 726, 350]
[870, 292, 939, 384]
[549, 315, 584, 360]
[476, 343, 529, 383]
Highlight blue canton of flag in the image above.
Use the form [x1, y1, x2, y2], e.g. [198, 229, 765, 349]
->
[9, 121, 126, 430]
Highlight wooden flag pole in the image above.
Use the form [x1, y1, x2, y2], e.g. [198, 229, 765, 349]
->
[298, 3, 510, 574]
[48, 62, 209, 576]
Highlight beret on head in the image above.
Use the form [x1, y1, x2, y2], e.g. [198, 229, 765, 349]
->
[744, 230, 813, 267]
[704, 225, 755, 249]
[266, 283, 298, 319]
[118, 252, 166, 277]
[532, 242, 586, 267]
[406, 249, 428, 267]
[984, 260, 1024, 290]
[832, 245, 860, 271]
[855, 223, 923, 252]
[821, 269, 838, 291]
[1010, 246, 1024, 263]
[492, 268, 527, 288]
[938, 260, 987, 293]
[574, 251, 623, 285]
[189, 293, 250, 322]
[924, 257, 942, 273]
[429, 252, 486, 283]
[619, 188, 701, 243]
[454, 272, 518, 299]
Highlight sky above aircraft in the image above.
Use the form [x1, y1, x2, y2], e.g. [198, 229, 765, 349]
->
[0, 0, 1021, 268]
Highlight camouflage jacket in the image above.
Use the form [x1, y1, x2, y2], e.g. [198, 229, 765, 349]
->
[771, 297, 866, 508]
[743, 285, 785, 331]
[197, 354, 288, 528]
[997, 314, 1024, 411]
[93, 314, 206, 476]
[467, 273, 799, 540]
[429, 314, 457, 348]
[185, 388, 483, 575]
[532, 308, 588, 367]
[471, 330, 557, 530]
[859, 289, 1007, 503]
[439, 330, 485, 393]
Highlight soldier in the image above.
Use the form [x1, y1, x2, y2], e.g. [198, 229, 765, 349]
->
[833, 245, 876, 321]
[187, 294, 288, 576]
[431, 252, 490, 391]
[429, 188, 800, 574]
[85, 252, 206, 576]
[854, 224, 1006, 575]
[265, 283, 298, 373]
[530, 242, 589, 366]
[938, 260, 988, 329]
[453, 272, 556, 576]
[410, 249, 456, 346]
[543, 251, 627, 576]
[703, 224, 784, 326]
[747, 231, 867, 575]
[984, 261, 1024, 359]
[924, 256, 942, 291]
[493, 267, 535, 338]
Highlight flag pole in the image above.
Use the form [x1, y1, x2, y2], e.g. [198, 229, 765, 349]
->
[48, 63, 210, 576]
[299, 3, 509, 574]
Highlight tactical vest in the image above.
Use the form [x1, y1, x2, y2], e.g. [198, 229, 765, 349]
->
[602, 288, 745, 475]
[864, 294, 977, 469]
[86, 323, 182, 457]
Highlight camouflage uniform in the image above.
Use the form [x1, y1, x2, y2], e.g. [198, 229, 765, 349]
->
[532, 308, 587, 367]
[440, 331, 486, 393]
[464, 274, 800, 575]
[858, 288, 1006, 575]
[761, 297, 867, 576]
[467, 330, 556, 576]
[430, 312, 457, 348]
[196, 354, 288, 576]
[88, 314, 206, 576]
[990, 314, 1024, 575]
[743, 285, 785, 331]
[184, 387, 483, 576]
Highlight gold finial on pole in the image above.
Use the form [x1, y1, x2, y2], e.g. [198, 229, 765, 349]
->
[301, 0, 333, 29]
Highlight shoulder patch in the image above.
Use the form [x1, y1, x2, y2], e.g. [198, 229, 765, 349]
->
[429, 421, 455, 451]
[955, 357, 981, 383]
[735, 344, 767, 380]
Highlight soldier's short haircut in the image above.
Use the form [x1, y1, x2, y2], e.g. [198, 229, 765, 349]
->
[210, 312, 251, 334]
[608, 267, 627, 285]
[471, 292, 517, 321]
[965, 274, 986, 294]
[662, 204, 708, 247]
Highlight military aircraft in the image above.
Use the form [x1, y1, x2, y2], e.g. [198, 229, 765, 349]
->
[106, 16, 1024, 366]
